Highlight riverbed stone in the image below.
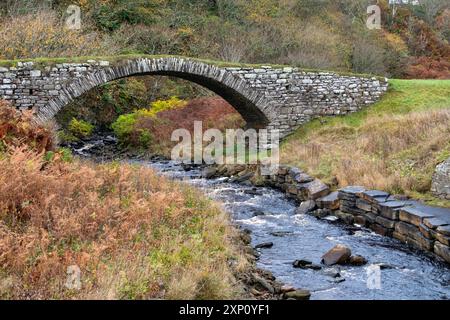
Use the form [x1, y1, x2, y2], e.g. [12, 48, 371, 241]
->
[349, 255, 368, 266]
[283, 289, 311, 300]
[255, 242, 273, 249]
[321, 244, 352, 266]
[296, 200, 316, 214]
[434, 242, 450, 263]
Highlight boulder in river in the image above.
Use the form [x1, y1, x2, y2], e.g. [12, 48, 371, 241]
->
[293, 259, 312, 267]
[293, 259, 322, 270]
[321, 244, 352, 266]
[202, 167, 217, 179]
[349, 255, 368, 266]
[295, 200, 316, 215]
[283, 289, 311, 300]
[255, 242, 274, 249]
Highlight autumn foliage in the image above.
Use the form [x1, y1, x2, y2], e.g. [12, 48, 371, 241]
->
[0, 100, 246, 300]
[0, 101, 53, 153]
[113, 97, 245, 155]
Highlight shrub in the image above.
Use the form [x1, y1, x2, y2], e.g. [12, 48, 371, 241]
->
[149, 96, 186, 115]
[0, 100, 53, 153]
[68, 118, 94, 139]
[111, 97, 186, 148]
[111, 112, 139, 145]
[0, 10, 102, 60]
[0, 148, 246, 299]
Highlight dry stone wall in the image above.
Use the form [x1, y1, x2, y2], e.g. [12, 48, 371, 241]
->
[0, 57, 388, 137]
[210, 164, 450, 265]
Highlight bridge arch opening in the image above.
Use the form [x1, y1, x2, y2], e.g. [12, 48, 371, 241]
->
[38, 58, 271, 129]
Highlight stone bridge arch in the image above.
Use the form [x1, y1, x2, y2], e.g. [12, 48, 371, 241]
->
[36, 57, 272, 129]
[0, 55, 389, 137]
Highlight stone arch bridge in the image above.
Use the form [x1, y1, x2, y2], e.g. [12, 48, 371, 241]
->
[0, 56, 388, 137]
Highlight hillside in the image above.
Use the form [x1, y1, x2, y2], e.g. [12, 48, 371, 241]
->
[0, 0, 449, 78]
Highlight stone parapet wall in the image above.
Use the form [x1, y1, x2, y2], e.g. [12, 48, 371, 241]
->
[226, 67, 388, 135]
[0, 57, 388, 137]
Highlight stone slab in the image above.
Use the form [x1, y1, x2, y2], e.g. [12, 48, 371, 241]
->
[316, 191, 340, 210]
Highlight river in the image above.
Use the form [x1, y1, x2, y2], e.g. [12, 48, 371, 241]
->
[73, 136, 450, 300]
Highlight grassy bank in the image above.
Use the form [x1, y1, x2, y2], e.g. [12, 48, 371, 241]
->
[280, 80, 450, 207]
[0, 103, 248, 300]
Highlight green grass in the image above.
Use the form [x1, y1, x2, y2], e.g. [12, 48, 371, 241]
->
[281, 79, 450, 207]
[0, 54, 385, 79]
[283, 79, 450, 143]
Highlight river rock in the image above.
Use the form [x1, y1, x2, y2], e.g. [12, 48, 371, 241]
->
[349, 255, 368, 266]
[322, 267, 341, 278]
[252, 274, 275, 294]
[280, 285, 296, 293]
[270, 231, 293, 237]
[431, 157, 450, 200]
[293, 259, 312, 267]
[252, 209, 265, 217]
[283, 289, 311, 300]
[295, 200, 316, 215]
[332, 277, 346, 284]
[202, 167, 217, 178]
[292, 260, 321, 270]
[255, 242, 273, 249]
[321, 244, 352, 266]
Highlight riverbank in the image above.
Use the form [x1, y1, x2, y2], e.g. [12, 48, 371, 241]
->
[65, 133, 450, 299]
[203, 163, 450, 265]
[280, 79, 450, 208]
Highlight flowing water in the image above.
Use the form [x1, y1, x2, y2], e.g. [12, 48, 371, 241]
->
[76, 138, 450, 300]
